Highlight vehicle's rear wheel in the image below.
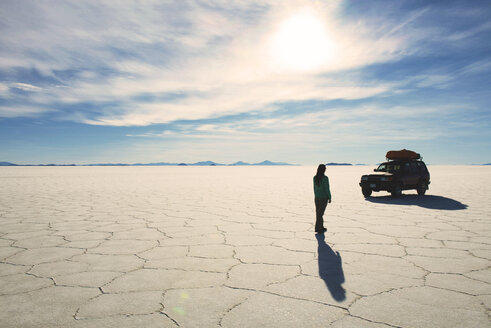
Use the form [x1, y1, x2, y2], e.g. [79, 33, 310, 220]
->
[391, 183, 402, 197]
[362, 187, 372, 197]
[417, 180, 428, 195]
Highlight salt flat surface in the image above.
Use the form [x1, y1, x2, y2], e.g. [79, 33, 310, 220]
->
[0, 166, 490, 327]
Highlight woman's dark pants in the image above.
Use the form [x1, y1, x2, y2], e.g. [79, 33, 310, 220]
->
[315, 197, 328, 231]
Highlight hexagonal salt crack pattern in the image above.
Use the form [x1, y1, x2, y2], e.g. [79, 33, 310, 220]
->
[0, 247, 24, 259]
[138, 246, 188, 260]
[405, 255, 489, 274]
[54, 271, 122, 288]
[13, 235, 67, 248]
[1, 165, 490, 328]
[349, 286, 489, 328]
[234, 245, 314, 265]
[227, 263, 300, 289]
[70, 254, 144, 272]
[68, 313, 176, 328]
[188, 244, 234, 258]
[145, 257, 238, 272]
[0, 286, 100, 327]
[220, 292, 346, 328]
[6, 247, 84, 265]
[162, 287, 252, 328]
[87, 239, 157, 255]
[103, 268, 226, 293]
[0, 273, 53, 295]
[29, 260, 89, 277]
[426, 273, 491, 295]
[0, 262, 29, 276]
[76, 291, 164, 319]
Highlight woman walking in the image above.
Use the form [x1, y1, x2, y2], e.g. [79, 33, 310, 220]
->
[313, 164, 331, 233]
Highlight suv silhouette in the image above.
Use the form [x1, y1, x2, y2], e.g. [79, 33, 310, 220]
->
[359, 153, 430, 197]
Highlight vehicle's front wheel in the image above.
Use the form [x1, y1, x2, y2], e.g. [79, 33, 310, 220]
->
[417, 180, 428, 195]
[362, 187, 372, 197]
[391, 183, 402, 197]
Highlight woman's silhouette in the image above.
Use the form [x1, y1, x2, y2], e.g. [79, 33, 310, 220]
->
[313, 164, 331, 233]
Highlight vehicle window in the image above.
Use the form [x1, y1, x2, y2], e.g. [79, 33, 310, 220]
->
[376, 163, 400, 172]
[376, 164, 387, 172]
[410, 162, 419, 173]
[387, 164, 400, 173]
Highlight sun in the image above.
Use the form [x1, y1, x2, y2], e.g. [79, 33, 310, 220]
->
[269, 9, 335, 72]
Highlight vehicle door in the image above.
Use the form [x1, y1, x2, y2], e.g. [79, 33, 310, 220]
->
[408, 162, 420, 186]
[400, 162, 412, 187]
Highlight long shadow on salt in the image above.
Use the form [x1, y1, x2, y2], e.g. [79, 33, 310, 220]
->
[366, 194, 467, 210]
[316, 233, 346, 302]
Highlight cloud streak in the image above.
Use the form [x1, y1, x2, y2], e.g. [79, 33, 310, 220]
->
[0, 0, 407, 125]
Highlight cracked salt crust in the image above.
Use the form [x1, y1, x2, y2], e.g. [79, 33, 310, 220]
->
[0, 165, 490, 327]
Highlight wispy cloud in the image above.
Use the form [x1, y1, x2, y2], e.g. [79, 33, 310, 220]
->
[11, 83, 43, 92]
[0, 105, 54, 118]
[459, 59, 491, 76]
[129, 103, 464, 142]
[0, 0, 406, 125]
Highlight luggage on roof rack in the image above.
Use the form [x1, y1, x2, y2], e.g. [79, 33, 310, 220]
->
[386, 149, 421, 160]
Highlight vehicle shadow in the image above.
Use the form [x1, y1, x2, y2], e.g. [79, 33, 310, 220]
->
[316, 233, 346, 302]
[366, 194, 468, 210]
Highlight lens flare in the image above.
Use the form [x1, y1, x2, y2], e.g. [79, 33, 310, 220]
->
[173, 306, 185, 315]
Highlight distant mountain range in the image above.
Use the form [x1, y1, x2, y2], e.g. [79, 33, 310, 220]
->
[326, 162, 352, 166]
[0, 160, 297, 166]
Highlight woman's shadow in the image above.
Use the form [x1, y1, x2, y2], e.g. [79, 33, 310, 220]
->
[316, 233, 346, 302]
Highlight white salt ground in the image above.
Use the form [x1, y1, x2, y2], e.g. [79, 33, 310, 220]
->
[0, 166, 490, 327]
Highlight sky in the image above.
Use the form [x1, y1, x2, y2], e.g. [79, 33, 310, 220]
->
[0, 0, 490, 165]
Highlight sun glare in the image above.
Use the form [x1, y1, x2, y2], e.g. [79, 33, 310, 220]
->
[269, 10, 335, 72]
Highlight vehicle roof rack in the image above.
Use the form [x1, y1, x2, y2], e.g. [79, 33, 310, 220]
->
[385, 149, 421, 161]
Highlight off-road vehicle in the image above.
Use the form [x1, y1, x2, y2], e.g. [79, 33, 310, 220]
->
[359, 149, 430, 197]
